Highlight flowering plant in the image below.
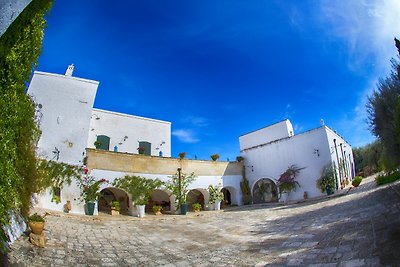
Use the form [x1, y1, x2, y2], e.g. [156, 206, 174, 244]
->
[75, 168, 108, 202]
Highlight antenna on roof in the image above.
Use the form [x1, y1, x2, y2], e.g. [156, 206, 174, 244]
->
[65, 64, 74, 76]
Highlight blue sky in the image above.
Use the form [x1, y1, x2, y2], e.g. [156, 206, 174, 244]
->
[37, 0, 400, 160]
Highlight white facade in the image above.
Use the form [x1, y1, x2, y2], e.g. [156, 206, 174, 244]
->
[240, 120, 355, 202]
[27, 67, 171, 163]
[28, 71, 98, 165]
[28, 66, 355, 214]
[88, 109, 171, 157]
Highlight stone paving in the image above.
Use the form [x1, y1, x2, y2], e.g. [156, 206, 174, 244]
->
[8, 176, 400, 266]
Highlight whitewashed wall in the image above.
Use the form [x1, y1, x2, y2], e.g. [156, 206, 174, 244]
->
[35, 169, 242, 214]
[27, 71, 99, 165]
[87, 109, 171, 157]
[325, 128, 355, 188]
[239, 119, 294, 150]
[240, 126, 346, 202]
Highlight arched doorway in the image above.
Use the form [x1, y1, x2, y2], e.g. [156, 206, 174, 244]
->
[147, 189, 173, 213]
[252, 178, 278, 204]
[187, 189, 205, 210]
[221, 188, 231, 208]
[98, 187, 130, 215]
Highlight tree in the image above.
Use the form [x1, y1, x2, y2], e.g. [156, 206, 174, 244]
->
[367, 42, 400, 170]
[113, 176, 163, 205]
[165, 171, 196, 209]
[352, 141, 383, 176]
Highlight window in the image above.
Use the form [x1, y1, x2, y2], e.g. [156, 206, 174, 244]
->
[96, 135, 110, 150]
[138, 141, 151, 156]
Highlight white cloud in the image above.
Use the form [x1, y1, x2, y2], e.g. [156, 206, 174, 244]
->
[315, 0, 400, 147]
[318, 0, 400, 73]
[172, 129, 199, 143]
[182, 116, 209, 127]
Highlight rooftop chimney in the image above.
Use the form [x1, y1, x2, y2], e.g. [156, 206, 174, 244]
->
[65, 64, 74, 76]
[320, 119, 325, 126]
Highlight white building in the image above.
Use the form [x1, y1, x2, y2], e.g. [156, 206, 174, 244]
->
[239, 119, 355, 203]
[27, 65, 355, 215]
[28, 65, 242, 214]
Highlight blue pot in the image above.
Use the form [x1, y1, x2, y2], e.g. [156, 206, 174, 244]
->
[180, 203, 188, 215]
[86, 202, 95, 215]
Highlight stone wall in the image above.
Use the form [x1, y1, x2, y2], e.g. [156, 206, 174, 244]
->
[86, 148, 242, 176]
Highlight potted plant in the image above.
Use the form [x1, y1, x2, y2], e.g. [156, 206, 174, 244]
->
[192, 203, 202, 212]
[110, 200, 120, 215]
[278, 165, 304, 201]
[236, 156, 244, 162]
[352, 176, 363, 187]
[152, 205, 163, 215]
[240, 176, 252, 205]
[137, 147, 145, 155]
[208, 184, 224, 210]
[316, 163, 336, 195]
[166, 170, 196, 215]
[75, 168, 108, 215]
[113, 175, 163, 218]
[94, 141, 102, 149]
[178, 152, 186, 159]
[28, 213, 45, 235]
[210, 154, 220, 161]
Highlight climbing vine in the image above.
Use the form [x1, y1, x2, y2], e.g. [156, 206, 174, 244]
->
[0, 0, 53, 252]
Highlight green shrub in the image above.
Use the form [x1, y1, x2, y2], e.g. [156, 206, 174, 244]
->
[236, 156, 244, 162]
[376, 172, 400, 186]
[152, 205, 162, 213]
[210, 154, 220, 161]
[28, 213, 45, 223]
[110, 200, 120, 211]
[192, 203, 201, 212]
[352, 176, 363, 187]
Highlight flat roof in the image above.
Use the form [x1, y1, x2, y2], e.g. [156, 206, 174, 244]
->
[92, 108, 171, 125]
[33, 71, 99, 85]
[239, 119, 289, 137]
[241, 125, 352, 152]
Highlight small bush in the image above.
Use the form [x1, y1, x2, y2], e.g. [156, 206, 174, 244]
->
[376, 172, 400, 186]
[352, 176, 362, 187]
[236, 156, 244, 162]
[210, 154, 220, 161]
[28, 213, 45, 223]
[178, 152, 186, 159]
[192, 203, 202, 212]
[110, 200, 120, 211]
[152, 205, 162, 213]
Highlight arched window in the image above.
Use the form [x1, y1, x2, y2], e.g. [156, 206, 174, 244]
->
[96, 135, 110, 150]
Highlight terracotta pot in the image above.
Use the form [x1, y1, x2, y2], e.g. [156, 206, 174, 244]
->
[29, 221, 44, 235]
[66, 201, 72, 212]
[111, 209, 120, 216]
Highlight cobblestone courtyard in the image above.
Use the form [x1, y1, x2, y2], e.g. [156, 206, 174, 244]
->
[8, 177, 400, 266]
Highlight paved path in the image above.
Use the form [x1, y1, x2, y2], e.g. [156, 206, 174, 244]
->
[8, 177, 400, 266]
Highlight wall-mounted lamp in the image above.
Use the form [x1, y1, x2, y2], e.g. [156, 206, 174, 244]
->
[91, 114, 100, 120]
[118, 136, 129, 145]
[313, 149, 320, 157]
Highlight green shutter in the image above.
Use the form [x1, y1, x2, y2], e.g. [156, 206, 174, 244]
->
[97, 135, 110, 150]
[139, 141, 151, 156]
